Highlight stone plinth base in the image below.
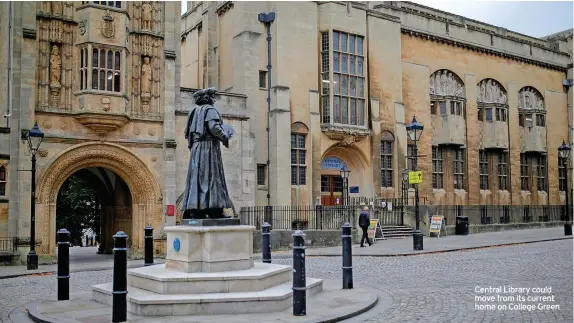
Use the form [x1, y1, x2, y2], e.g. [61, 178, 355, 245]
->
[164, 225, 254, 273]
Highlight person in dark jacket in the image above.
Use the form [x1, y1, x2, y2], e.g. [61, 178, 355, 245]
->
[359, 206, 372, 247]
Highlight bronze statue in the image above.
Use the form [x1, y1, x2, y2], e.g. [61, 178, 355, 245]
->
[181, 88, 236, 219]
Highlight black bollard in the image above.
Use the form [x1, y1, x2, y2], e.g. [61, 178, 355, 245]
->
[144, 226, 154, 266]
[57, 228, 70, 301]
[85, 236, 88, 247]
[341, 223, 353, 290]
[262, 222, 272, 263]
[112, 231, 128, 323]
[292, 230, 306, 316]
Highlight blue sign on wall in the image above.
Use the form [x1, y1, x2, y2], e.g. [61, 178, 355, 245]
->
[321, 157, 347, 170]
[349, 186, 359, 194]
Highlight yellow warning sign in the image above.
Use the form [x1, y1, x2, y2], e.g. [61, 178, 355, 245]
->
[408, 171, 423, 184]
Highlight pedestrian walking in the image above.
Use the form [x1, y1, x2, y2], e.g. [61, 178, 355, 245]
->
[359, 206, 372, 247]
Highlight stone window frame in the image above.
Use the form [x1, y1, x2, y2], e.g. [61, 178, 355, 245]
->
[517, 86, 545, 129]
[320, 31, 330, 124]
[497, 151, 508, 191]
[91, 46, 122, 93]
[430, 99, 465, 118]
[79, 44, 124, 94]
[558, 156, 568, 192]
[380, 132, 394, 188]
[453, 148, 465, 190]
[520, 153, 529, 191]
[432, 146, 444, 189]
[79, 47, 89, 90]
[536, 154, 547, 192]
[83, 1, 122, 9]
[259, 70, 267, 89]
[476, 78, 508, 123]
[320, 30, 367, 127]
[0, 165, 6, 196]
[290, 122, 309, 186]
[257, 164, 266, 186]
[479, 150, 489, 190]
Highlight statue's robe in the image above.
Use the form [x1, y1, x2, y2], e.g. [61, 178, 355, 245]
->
[181, 105, 235, 217]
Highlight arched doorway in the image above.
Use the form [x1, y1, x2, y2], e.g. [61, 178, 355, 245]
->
[36, 143, 162, 256]
[56, 168, 132, 254]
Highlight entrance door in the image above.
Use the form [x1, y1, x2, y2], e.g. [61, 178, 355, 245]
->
[321, 175, 343, 205]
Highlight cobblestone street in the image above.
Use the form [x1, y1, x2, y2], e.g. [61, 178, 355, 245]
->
[1, 240, 572, 322]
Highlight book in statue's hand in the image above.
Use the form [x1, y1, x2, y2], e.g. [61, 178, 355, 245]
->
[222, 124, 235, 138]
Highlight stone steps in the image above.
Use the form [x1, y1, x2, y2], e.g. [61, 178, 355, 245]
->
[93, 277, 323, 316]
[381, 226, 414, 239]
[127, 262, 292, 294]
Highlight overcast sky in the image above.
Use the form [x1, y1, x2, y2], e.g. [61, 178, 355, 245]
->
[181, 1, 572, 38]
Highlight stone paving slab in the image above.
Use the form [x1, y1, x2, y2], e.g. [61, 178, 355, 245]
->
[21, 280, 379, 323]
[267, 227, 573, 257]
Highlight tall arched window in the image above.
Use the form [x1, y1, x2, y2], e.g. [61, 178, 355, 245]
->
[0, 166, 6, 196]
[380, 132, 394, 188]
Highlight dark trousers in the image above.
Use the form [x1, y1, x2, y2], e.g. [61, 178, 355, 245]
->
[360, 226, 371, 246]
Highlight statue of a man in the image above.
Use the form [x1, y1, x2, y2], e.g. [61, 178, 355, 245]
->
[141, 56, 152, 95]
[50, 45, 61, 87]
[142, 2, 152, 30]
[181, 88, 235, 219]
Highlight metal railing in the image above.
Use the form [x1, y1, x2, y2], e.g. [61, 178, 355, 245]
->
[0, 237, 17, 254]
[239, 198, 406, 230]
[420, 205, 568, 226]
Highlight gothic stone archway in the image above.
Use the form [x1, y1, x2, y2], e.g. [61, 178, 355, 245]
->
[35, 142, 162, 255]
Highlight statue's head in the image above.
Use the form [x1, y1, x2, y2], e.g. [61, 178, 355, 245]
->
[143, 56, 150, 64]
[52, 45, 59, 55]
[193, 87, 217, 106]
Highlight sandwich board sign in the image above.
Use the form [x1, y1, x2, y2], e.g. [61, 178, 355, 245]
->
[428, 215, 446, 238]
[367, 219, 385, 242]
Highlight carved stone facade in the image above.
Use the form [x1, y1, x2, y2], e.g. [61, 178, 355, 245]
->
[181, 1, 571, 208]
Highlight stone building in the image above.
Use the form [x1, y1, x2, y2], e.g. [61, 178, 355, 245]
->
[181, 1, 573, 208]
[0, 1, 572, 261]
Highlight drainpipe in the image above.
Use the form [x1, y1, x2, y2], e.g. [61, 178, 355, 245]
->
[258, 12, 276, 208]
[5, 2, 12, 127]
[565, 78, 573, 211]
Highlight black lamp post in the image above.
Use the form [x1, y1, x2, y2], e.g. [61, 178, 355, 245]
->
[558, 140, 571, 236]
[340, 166, 350, 206]
[406, 116, 424, 251]
[26, 121, 44, 270]
[401, 169, 409, 223]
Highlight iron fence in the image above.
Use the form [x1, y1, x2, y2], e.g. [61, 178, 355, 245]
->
[0, 237, 17, 254]
[419, 205, 569, 226]
[239, 198, 406, 230]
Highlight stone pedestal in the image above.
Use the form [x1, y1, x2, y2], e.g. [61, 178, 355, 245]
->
[165, 225, 254, 273]
[92, 224, 324, 316]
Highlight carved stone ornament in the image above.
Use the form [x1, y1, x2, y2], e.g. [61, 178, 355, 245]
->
[38, 149, 48, 158]
[148, 128, 155, 136]
[141, 2, 152, 31]
[78, 20, 87, 35]
[49, 44, 62, 106]
[101, 10, 115, 38]
[518, 87, 544, 110]
[140, 56, 152, 112]
[43, 121, 52, 129]
[151, 156, 157, 162]
[430, 70, 464, 97]
[60, 119, 69, 130]
[101, 97, 111, 111]
[339, 134, 357, 147]
[477, 79, 507, 104]
[133, 126, 141, 135]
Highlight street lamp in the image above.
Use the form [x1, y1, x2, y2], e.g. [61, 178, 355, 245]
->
[340, 165, 350, 206]
[558, 140, 571, 236]
[406, 116, 424, 251]
[25, 121, 44, 270]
